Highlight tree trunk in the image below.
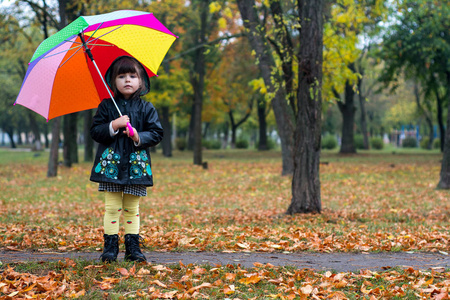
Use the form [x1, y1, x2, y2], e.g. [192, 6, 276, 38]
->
[414, 83, 433, 149]
[287, 0, 324, 214]
[222, 122, 229, 149]
[231, 125, 237, 149]
[437, 72, 450, 188]
[192, 1, 208, 166]
[237, 0, 295, 175]
[63, 112, 78, 167]
[338, 80, 357, 154]
[357, 77, 369, 150]
[47, 117, 61, 177]
[160, 106, 172, 157]
[28, 112, 43, 151]
[44, 124, 49, 148]
[435, 88, 444, 152]
[84, 109, 94, 162]
[48, 0, 66, 177]
[6, 130, 16, 148]
[257, 99, 268, 151]
[188, 104, 195, 151]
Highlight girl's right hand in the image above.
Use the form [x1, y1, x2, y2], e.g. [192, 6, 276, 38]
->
[112, 115, 130, 131]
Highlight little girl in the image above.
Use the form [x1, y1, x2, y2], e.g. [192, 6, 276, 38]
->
[90, 56, 163, 263]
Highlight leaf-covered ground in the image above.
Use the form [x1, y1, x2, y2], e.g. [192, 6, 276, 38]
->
[1, 149, 450, 299]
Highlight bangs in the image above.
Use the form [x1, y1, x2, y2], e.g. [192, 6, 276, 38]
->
[115, 58, 139, 75]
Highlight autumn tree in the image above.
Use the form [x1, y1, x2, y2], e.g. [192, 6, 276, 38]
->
[208, 38, 258, 148]
[323, 0, 387, 154]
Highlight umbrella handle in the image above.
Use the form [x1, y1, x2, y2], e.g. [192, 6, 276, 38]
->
[127, 122, 134, 137]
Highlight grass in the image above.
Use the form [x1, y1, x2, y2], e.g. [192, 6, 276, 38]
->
[1, 146, 450, 298]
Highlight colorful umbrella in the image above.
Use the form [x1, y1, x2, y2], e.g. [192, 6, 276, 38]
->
[14, 10, 177, 134]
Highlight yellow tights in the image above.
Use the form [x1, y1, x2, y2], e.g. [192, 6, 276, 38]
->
[104, 192, 140, 235]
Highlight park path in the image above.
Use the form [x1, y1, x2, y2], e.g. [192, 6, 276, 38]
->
[1, 250, 449, 272]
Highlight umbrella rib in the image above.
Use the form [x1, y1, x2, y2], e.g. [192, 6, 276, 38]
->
[84, 25, 123, 46]
[42, 44, 83, 60]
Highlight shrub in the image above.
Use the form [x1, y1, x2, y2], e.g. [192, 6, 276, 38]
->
[354, 134, 365, 149]
[402, 137, 417, 148]
[236, 139, 249, 149]
[255, 138, 277, 150]
[420, 137, 431, 149]
[370, 137, 384, 150]
[175, 138, 187, 151]
[433, 138, 441, 149]
[321, 134, 337, 150]
[202, 140, 211, 149]
[205, 140, 221, 150]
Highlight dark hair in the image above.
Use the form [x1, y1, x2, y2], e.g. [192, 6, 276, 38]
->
[107, 56, 149, 98]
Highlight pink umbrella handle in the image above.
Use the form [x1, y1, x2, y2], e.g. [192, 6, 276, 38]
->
[127, 122, 134, 137]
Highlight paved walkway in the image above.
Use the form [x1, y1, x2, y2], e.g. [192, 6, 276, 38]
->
[1, 251, 449, 272]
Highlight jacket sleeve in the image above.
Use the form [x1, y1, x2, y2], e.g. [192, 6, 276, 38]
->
[137, 103, 164, 149]
[90, 100, 115, 145]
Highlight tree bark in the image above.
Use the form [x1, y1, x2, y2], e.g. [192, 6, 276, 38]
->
[437, 72, 450, 188]
[287, 0, 324, 214]
[257, 99, 268, 151]
[237, 0, 295, 175]
[435, 88, 444, 152]
[414, 83, 433, 149]
[357, 77, 369, 150]
[83, 109, 94, 162]
[6, 130, 16, 149]
[28, 112, 42, 151]
[191, 1, 208, 166]
[47, 117, 61, 177]
[187, 104, 195, 151]
[160, 106, 172, 157]
[338, 80, 357, 153]
[63, 112, 78, 167]
[47, 0, 66, 177]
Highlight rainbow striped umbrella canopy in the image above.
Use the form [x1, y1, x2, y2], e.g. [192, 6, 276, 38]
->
[15, 10, 177, 120]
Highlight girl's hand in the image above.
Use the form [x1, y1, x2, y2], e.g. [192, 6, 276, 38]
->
[112, 115, 130, 131]
[124, 126, 139, 143]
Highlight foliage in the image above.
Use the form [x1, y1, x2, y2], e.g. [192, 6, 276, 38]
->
[379, 0, 449, 105]
[202, 139, 221, 150]
[255, 137, 277, 150]
[354, 134, 365, 150]
[321, 134, 338, 150]
[370, 136, 384, 150]
[420, 137, 430, 150]
[3, 261, 450, 298]
[323, 0, 388, 101]
[402, 137, 417, 148]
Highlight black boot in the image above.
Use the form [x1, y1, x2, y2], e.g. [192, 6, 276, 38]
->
[100, 234, 119, 263]
[124, 234, 147, 262]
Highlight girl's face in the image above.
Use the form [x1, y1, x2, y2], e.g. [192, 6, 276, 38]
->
[115, 72, 141, 99]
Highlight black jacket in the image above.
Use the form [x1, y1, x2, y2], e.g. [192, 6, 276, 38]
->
[90, 96, 163, 186]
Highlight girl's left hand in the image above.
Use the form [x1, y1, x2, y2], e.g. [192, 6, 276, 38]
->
[124, 126, 139, 143]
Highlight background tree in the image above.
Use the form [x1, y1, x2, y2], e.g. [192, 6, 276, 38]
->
[208, 38, 258, 148]
[323, 0, 387, 154]
[236, 0, 295, 176]
[378, 0, 449, 187]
